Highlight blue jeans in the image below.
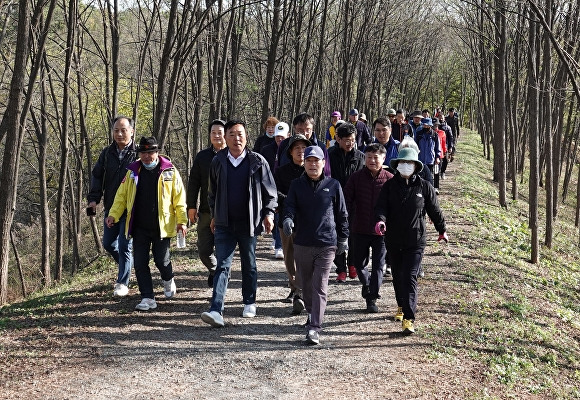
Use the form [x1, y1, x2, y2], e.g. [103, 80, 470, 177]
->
[132, 229, 174, 299]
[102, 212, 133, 286]
[210, 222, 257, 313]
[272, 213, 282, 249]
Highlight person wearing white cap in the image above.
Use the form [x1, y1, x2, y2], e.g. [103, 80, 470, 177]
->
[282, 145, 349, 345]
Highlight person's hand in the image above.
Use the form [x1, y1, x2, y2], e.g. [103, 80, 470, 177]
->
[177, 224, 187, 235]
[336, 239, 348, 255]
[263, 215, 274, 234]
[282, 218, 294, 236]
[188, 209, 198, 224]
[210, 218, 215, 234]
[88, 201, 97, 212]
[374, 221, 386, 235]
[105, 216, 115, 228]
[438, 232, 449, 243]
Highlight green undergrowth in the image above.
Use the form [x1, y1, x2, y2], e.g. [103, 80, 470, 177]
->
[431, 130, 580, 399]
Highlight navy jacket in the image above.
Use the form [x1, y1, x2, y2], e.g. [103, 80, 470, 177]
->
[375, 173, 446, 250]
[88, 140, 137, 212]
[208, 148, 278, 236]
[414, 128, 440, 166]
[283, 174, 348, 247]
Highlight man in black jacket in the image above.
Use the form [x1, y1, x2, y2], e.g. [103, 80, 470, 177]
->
[187, 119, 227, 287]
[328, 123, 365, 282]
[87, 116, 137, 297]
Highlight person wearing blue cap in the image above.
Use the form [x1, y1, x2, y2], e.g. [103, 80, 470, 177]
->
[413, 117, 441, 178]
[282, 145, 349, 345]
[374, 147, 448, 335]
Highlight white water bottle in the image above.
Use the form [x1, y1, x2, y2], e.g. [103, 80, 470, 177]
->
[177, 230, 186, 248]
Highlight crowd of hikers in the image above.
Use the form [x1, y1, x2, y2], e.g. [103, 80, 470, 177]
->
[88, 106, 460, 345]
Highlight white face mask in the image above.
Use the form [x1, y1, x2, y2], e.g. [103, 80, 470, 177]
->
[397, 162, 415, 177]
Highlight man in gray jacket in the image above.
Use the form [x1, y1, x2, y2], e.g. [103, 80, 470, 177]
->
[201, 119, 278, 327]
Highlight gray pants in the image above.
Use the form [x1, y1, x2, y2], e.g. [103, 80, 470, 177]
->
[294, 244, 336, 332]
[197, 212, 216, 273]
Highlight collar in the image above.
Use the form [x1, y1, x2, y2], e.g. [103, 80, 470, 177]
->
[227, 149, 247, 167]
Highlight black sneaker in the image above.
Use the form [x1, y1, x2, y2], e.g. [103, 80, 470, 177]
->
[292, 296, 305, 315]
[366, 299, 378, 313]
[283, 290, 295, 303]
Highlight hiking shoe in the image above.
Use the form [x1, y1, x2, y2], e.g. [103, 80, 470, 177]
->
[366, 299, 378, 313]
[135, 298, 157, 311]
[283, 290, 295, 303]
[242, 303, 257, 318]
[348, 265, 358, 279]
[292, 296, 305, 315]
[402, 319, 415, 335]
[275, 248, 284, 259]
[384, 266, 392, 276]
[113, 283, 129, 297]
[201, 311, 224, 327]
[305, 330, 319, 345]
[163, 278, 176, 298]
[394, 307, 404, 322]
[336, 272, 347, 283]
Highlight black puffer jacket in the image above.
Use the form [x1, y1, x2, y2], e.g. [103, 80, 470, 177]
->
[375, 173, 446, 250]
[87, 141, 137, 212]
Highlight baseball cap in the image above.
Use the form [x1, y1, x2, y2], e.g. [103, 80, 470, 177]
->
[304, 146, 325, 160]
[331, 111, 341, 118]
[387, 109, 396, 116]
[274, 122, 290, 137]
[349, 108, 359, 116]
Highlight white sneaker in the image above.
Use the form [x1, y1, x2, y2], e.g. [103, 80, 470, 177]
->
[242, 303, 257, 318]
[275, 248, 284, 259]
[163, 278, 176, 298]
[135, 298, 157, 311]
[113, 283, 129, 297]
[201, 311, 225, 327]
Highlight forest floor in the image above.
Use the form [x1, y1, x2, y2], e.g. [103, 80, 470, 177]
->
[0, 131, 578, 399]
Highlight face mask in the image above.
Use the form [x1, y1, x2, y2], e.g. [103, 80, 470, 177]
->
[143, 158, 159, 170]
[397, 162, 415, 177]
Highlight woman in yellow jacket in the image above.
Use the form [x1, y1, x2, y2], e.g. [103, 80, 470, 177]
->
[106, 136, 188, 311]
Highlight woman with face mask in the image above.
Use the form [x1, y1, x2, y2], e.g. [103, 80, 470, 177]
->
[373, 147, 449, 335]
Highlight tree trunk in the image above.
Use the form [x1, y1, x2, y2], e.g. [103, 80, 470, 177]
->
[528, 6, 540, 264]
[494, 0, 507, 208]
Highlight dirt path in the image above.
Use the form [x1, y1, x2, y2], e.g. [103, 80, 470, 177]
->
[1, 151, 494, 399]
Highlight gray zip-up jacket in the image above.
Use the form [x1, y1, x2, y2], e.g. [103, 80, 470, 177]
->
[208, 148, 278, 236]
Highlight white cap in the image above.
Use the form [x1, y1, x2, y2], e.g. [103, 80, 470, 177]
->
[274, 122, 290, 137]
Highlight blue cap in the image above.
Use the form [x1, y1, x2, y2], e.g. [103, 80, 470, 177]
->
[421, 117, 433, 126]
[349, 108, 359, 116]
[304, 146, 325, 160]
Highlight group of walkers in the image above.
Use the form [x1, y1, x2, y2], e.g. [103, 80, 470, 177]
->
[88, 107, 458, 345]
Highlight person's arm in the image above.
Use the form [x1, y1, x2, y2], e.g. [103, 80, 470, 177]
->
[186, 154, 202, 223]
[423, 180, 446, 234]
[259, 156, 278, 222]
[106, 170, 130, 225]
[334, 183, 349, 241]
[87, 147, 107, 205]
[172, 168, 189, 234]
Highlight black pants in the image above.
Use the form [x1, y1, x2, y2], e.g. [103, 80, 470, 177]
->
[352, 233, 385, 299]
[388, 246, 424, 321]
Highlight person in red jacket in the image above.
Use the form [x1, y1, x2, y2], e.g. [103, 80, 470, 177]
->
[344, 143, 393, 312]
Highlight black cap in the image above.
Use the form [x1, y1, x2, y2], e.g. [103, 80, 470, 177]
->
[136, 136, 159, 153]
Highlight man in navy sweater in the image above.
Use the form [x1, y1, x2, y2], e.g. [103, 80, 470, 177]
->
[201, 120, 278, 328]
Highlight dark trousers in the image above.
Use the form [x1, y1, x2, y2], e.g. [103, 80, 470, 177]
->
[196, 212, 217, 274]
[388, 246, 424, 321]
[352, 233, 386, 299]
[210, 221, 257, 313]
[132, 229, 174, 299]
[333, 236, 353, 273]
[440, 155, 449, 174]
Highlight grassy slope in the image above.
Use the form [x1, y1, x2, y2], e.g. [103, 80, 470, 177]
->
[426, 130, 580, 398]
[0, 129, 579, 398]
